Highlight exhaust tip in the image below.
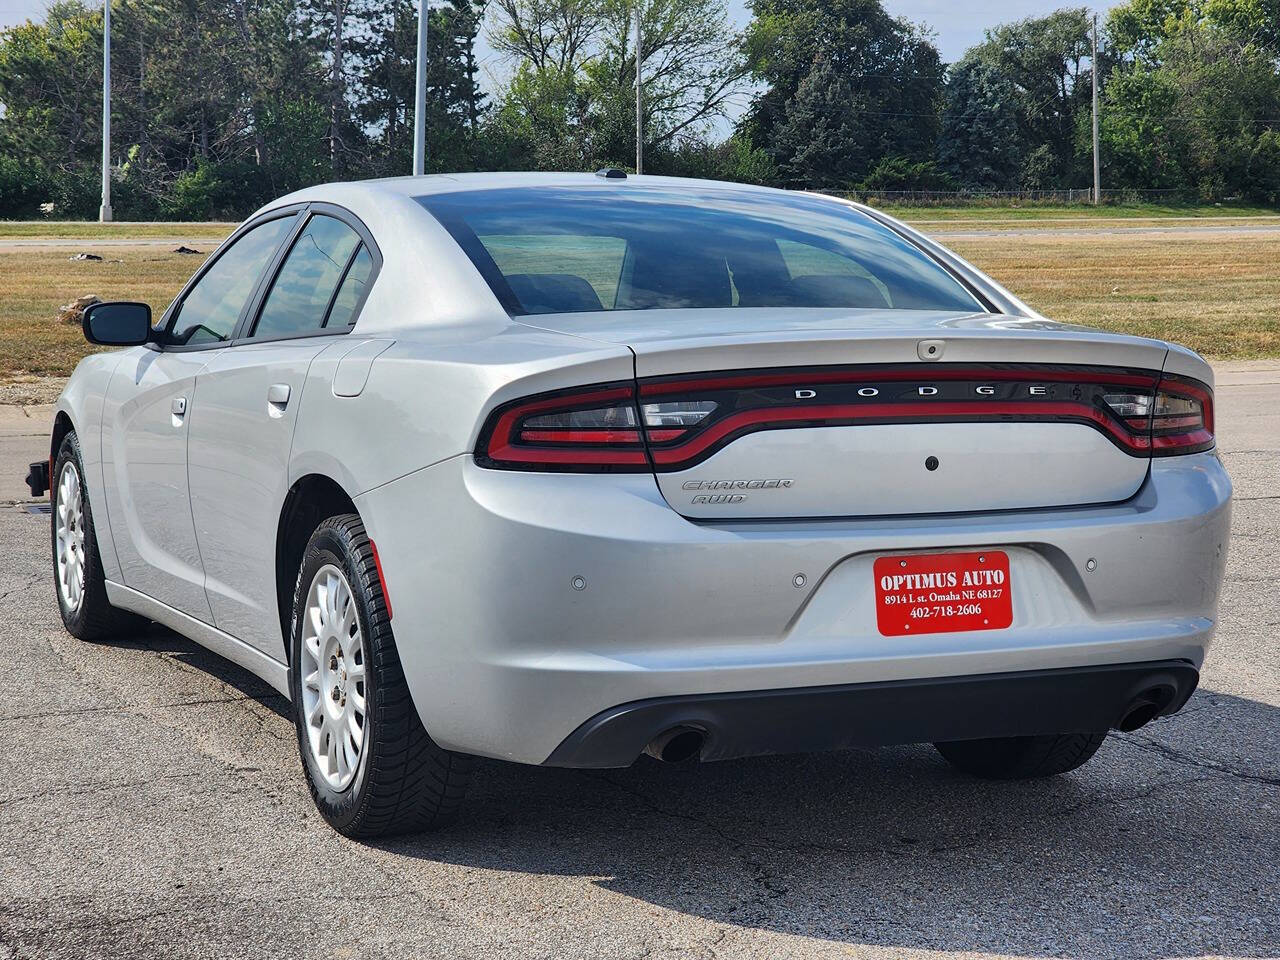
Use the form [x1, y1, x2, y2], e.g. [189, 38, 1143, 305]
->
[644, 726, 705, 763]
[1117, 685, 1175, 732]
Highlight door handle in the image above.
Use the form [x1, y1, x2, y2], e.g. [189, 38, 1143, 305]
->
[171, 396, 187, 416]
[267, 383, 291, 417]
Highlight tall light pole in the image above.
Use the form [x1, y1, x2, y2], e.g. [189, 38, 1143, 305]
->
[99, 0, 112, 222]
[412, 0, 428, 175]
[634, 4, 642, 174]
[1091, 12, 1100, 206]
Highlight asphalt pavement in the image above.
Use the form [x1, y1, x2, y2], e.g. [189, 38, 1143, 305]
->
[0, 364, 1277, 960]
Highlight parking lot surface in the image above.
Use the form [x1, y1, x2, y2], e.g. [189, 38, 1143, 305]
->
[0, 364, 1277, 960]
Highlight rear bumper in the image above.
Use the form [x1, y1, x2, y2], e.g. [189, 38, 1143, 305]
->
[544, 660, 1200, 768]
[355, 450, 1231, 766]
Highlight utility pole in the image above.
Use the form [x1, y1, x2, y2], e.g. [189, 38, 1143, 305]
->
[634, 4, 642, 175]
[413, 0, 428, 175]
[99, 0, 112, 222]
[1091, 12, 1100, 206]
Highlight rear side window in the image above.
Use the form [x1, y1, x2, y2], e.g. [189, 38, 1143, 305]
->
[252, 214, 364, 339]
[418, 186, 982, 316]
[325, 245, 376, 328]
[166, 214, 295, 345]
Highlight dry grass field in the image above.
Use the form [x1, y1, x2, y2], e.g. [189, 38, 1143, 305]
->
[947, 230, 1280, 360]
[1, 216, 1277, 402]
[0, 245, 213, 400]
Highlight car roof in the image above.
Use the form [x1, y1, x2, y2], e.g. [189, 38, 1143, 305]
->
[273, 171, 821, 206]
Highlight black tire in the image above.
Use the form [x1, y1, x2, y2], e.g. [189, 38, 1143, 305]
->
[935, 731, 1107, 780]
[51, 432, 145, 640]
[289, 514, 472, 837]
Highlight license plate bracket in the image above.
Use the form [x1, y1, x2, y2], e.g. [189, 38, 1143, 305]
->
[874, 551, 1013, 636]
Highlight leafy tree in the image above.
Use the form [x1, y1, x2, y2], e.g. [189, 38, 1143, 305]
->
[966, 8, 1096, 187]
[1104, 3, 1280, 198]
[740, 0, 944, 189]
[1097, 61, 1191, 190]
[488, 0, 745, 170]
[938, 59, 1023, 189]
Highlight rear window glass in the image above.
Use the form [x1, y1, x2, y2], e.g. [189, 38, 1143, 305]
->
[418, 185, 982, 316]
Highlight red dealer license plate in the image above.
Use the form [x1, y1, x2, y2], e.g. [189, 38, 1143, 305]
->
[874, 551, 1013, 636]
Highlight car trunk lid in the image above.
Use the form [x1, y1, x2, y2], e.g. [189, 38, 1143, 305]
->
[518, 308, 1169, 519]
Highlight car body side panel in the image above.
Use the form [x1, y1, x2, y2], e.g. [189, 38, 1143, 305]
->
[288, 326, 636, 498]
[100, 347, 220, 621]
[55, 351, 128, 582]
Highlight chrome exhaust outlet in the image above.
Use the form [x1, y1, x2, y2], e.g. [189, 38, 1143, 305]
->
[643, 726, 705, 763]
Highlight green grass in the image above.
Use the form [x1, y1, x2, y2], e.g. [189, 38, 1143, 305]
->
[0, 221, 234, 240]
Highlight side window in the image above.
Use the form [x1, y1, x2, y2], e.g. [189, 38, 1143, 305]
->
[325, 245, 375, 328]
[166, 215, 295, 346]
[251, 214, 362, 340]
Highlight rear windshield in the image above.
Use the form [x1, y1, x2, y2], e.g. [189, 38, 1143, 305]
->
[417, 185, 983, 316]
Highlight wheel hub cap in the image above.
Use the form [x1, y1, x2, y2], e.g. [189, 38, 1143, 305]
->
[299, 564, 367, 791]
[55, 461, 86, 613]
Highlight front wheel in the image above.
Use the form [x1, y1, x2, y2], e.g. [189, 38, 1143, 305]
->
[289, 514, 472, 837]
[935, 731, 1107, 780]
[52, 432, 143, 640]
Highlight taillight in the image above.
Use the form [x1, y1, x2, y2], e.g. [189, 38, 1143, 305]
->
[641, 365, 1166, 470]
[1150, 373, 1214, 455]
[477, 382, 650, 471]
[476, 366, 1214, 472]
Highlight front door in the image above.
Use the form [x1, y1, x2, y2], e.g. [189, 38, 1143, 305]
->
[101, 349, 219, 619]
[99, 210, 300, 621]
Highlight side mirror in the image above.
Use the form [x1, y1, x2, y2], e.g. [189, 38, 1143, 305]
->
[82, 301, 153, 346]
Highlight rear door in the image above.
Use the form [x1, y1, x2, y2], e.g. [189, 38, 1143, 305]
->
[187, 208, 380, 660]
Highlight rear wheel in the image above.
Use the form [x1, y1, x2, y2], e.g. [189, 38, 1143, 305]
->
[935, 731, 1107, 779]
[52, 432, 144, 640]
[289, 514, 472, 837]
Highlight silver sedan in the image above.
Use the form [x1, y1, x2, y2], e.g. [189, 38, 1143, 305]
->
[33, 172, 1231, 836]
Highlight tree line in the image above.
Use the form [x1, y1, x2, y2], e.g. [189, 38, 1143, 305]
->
[1, 0, 1278, 219]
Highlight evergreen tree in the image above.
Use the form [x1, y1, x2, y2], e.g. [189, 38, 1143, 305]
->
[740, 0, 944, 189]
[938, 59, 1023, 189]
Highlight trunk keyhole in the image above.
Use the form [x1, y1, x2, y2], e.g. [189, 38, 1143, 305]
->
[925, 456, 940, 471]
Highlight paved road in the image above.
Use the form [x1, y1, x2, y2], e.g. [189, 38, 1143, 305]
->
[1, 366, 1277, 960]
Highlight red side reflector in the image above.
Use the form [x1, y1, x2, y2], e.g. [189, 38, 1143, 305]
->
[368, 539, 393, 621]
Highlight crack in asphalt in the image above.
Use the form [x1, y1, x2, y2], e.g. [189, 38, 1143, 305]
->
[0, 693, 279, 725]
[1116, 733, 1280, 786]
[0, 771, 206, 810]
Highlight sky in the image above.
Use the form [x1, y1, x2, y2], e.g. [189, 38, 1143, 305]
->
[0, 0, 1120, 63]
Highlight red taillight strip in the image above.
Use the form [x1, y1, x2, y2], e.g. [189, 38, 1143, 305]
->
[641, 366, 1159, 397]
[476, 366, 1214, 473]
[647, 399, 1150, 466]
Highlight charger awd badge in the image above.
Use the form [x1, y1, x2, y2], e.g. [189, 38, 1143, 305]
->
[683, 478, 794, 504]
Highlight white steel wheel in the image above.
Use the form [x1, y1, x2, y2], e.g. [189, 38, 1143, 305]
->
[299, 563, 368, 791]
[55, 461, 86, 613]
